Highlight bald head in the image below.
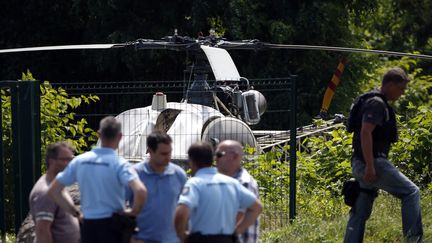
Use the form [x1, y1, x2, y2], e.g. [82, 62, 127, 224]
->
[219, 140, 243, 155]
[215, 140, 244, 177]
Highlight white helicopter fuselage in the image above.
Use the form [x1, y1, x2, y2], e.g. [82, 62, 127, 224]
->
[116, 101, 259, 162]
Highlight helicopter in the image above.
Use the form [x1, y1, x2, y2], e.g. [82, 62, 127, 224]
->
[1, 30, 432, 162]
[114, 34, 269, 161]
[4, 30, 432, 243]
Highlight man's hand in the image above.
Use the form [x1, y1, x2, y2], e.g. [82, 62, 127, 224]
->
[174, 204, 190, 243]
[121, 208, 138, 218]
[70, 206, 83, 224]
[363, 165, 377, 183]
[235, 200, 262, 234]
[127, 179, 147, 217]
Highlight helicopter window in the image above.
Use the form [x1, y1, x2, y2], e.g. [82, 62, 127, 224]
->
[154, 109, 181, 133]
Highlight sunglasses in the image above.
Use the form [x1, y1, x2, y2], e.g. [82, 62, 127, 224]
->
[215, 150, 235, 158]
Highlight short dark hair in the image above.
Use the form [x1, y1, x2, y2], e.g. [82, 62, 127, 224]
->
[382, 68, 409, 85]
[45, 142, 74, 168]
[188, 142, 214, 168]
[147, 131, 172, 151]
[98, 116, 121, 140]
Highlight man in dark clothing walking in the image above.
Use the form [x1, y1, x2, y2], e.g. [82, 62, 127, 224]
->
[344, 68, 423, 242]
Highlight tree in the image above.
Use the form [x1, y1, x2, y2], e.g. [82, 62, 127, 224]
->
[1, 0, 428, 125]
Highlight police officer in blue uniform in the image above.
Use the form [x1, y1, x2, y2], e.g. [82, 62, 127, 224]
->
[174, 142, 262, 243]
[48, 116, 148, 243]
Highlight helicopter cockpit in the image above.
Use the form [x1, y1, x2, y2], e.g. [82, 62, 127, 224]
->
[185, 45, 267, 126]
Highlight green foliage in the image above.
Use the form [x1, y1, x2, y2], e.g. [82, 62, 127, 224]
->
[349, 0, 432, 53]
[20, 70, 100, 158]
[244, 148, 290, 205]
[391, 105, 432, 185]
[1, 70, 99, 230]
[298, 125, 352, 193]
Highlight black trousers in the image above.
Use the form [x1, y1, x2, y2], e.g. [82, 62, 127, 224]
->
[187, 232, 238, 243]
[81, 214, 136, 243]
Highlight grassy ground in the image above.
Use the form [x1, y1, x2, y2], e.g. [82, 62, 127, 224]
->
[6, 190, 431, 242]
[261, 189, 431, 242]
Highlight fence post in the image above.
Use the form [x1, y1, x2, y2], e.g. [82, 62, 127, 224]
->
[12, 81, 41, 232]
[289, 76, 297, 220]
[0, 91, 4, 241]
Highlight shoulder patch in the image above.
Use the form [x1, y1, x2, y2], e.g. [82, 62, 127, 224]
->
[181, 186, 190, 196]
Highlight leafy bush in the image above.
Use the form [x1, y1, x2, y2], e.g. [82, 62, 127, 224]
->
[1, 70, 99, 231]
[391, 105, 432, 185]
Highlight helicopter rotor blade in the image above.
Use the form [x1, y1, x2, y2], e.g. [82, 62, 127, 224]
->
[2, 38, 431, 60]
[132, 39, 199, 51]
[216, 40, 432, 60]
[216, 40, 265, 50]
[265, 43, 432, 60]
[0, 44, 130, 54]
[0, 39, 200, 54]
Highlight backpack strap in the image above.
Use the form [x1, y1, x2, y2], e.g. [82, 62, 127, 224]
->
[366, 92, 389, 122]
[346, 91, 389, 133]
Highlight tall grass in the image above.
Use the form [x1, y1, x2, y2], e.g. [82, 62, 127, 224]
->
[261, 189, 431, 242]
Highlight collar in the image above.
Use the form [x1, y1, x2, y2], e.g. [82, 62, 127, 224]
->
[91, 146, 116, 154]
[141, 161, 175, 175]
[234, 167, 253, 184]
[233, 167, 243, 179]
[371, 89, 388, 102]
[195, 167, 217, 176]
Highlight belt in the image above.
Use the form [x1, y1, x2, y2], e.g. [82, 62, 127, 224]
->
[188, 232, 237, 243]
[353, 151, 388, 159]
[375, 152, 387, 158]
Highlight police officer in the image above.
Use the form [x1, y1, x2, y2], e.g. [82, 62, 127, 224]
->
[344, 68, 423, 242]
[174, 142, 262, 243]
[48, 116, 148, 243]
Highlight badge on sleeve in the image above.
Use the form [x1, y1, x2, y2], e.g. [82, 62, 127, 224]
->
[182, 186, 190, 195]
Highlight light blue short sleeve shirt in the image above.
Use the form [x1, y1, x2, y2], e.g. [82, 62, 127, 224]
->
[127, 161, 187, 243]
[57, 147, 137, 219]
[178, 167, 256, 235]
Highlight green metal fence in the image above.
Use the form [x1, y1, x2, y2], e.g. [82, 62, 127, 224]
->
[0, 78, 296, 239]
[0, 80, 41, 238]
[53, 77, 298, 225]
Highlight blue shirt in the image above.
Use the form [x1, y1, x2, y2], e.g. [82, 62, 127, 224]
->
[127, 161, 187, 243]
[178, 167, 257, 235]
[57, 147, 137, 219]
